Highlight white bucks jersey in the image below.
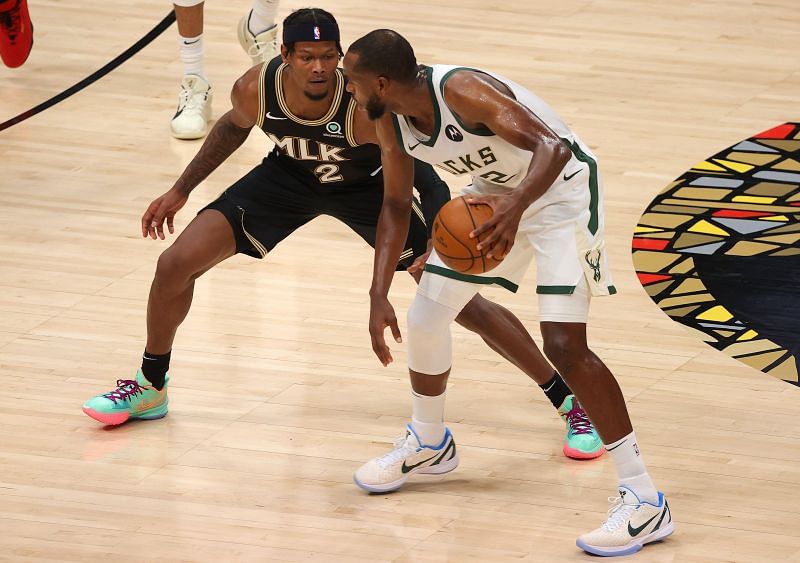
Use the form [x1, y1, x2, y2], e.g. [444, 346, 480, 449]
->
[391, 65, 579, 192]
[398, 65, 615, 299]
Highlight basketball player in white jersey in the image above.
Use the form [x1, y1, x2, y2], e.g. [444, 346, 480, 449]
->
[343, 30, 673, 557]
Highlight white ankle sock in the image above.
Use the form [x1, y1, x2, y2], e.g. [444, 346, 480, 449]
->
[411, 390, 446, 446]
[178, 34, 205, 79]
[606, 431, 659, 504]
[249, 0, 278, 34]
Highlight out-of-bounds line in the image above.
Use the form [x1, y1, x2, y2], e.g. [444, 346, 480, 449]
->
[0, 10, 176, 133]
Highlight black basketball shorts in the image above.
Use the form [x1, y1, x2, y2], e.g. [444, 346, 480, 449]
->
[200, 156, 429, 270]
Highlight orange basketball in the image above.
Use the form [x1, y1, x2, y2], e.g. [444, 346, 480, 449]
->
[432, 196, 504, 274]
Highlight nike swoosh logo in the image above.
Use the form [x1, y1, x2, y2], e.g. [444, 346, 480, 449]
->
[627, 511, 661, 537]
[265, 112, 288, 120]
[606, 439, 627, 452]
[407, 141, 421, 151]
[563, 169, 581, 181]
[401, 439, 455, 473]
[401, 453, 438, 473]
[136, 398, 163, 412]
[182, 38, 201, 45]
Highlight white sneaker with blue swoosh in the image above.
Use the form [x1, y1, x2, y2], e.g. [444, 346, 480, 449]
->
[353, 424, 459, 493]
[577, 486, 674, 557]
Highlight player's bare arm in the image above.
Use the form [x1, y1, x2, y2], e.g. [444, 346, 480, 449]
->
[443, 71, 571, 258]
[141, 65, 261, 240]
[352, 106, 439, 276]
[368, 112, 415, 366]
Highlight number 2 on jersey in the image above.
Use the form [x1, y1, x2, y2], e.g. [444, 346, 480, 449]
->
[315, 163, 343, 183]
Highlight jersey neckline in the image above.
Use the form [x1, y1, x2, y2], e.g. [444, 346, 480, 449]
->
[275, 63, 344, 126]
[400, 66, 442, 147]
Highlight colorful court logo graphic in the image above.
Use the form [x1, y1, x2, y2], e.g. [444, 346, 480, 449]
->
[632, 123, 800, 386]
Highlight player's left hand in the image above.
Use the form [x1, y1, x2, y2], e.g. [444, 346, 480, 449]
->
[369, 294, 402, 367]
[465, 193, 525, 260]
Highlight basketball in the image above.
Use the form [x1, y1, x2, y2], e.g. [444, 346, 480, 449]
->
[432, 196, 504, 274]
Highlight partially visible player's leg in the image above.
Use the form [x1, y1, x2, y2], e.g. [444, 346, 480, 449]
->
[456, 296, 552, 382]
[531, 165, 672, 554]
[83, 161, 313, 426]
[403, 163, 602, 456]
[541, 317, 672, 556]
[455, 295, 603, 459]
[145, 209, 237, 356]
[82, 208, 236, 425]
[238, 0, 280, 65]
[354, 288, 468, 493]
[171, 0, 212, 139]
[142, 158, 312, 376]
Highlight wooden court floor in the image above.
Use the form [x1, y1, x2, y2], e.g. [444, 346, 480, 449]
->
[1, 0, 799, 561]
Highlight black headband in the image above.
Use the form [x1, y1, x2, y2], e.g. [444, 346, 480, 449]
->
[282, 23, 340, 44]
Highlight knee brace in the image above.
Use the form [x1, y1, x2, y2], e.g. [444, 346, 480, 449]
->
[407, 294, 460, 375]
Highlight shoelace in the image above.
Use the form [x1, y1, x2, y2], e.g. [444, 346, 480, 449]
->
[246, 40, 275, 59]
[565, 401, 594, 435]
[245, 26, 277, 59]
[601, 495, 638, 532]
[0, 1, 20, 39]
[178, 83, 208, 112]
[377, 434, 419, 468]
[103, 379, 146, 404]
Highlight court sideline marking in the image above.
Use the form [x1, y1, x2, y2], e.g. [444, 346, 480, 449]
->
[0, 11, 176, 133]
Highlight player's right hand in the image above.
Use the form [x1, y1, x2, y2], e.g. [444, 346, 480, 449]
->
[369, 294, 402, 367]
[141, 188, 189, 240]
[465, 193, 524, 260]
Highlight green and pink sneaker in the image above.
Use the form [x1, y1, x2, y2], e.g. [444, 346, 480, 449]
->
[82, 370, 168, 426]
[559, 395, 604, 460]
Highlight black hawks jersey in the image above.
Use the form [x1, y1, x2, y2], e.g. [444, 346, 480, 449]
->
[256, 56, 382, 188]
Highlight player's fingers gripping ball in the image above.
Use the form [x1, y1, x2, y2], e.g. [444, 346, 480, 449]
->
[432, 196, 504, 274]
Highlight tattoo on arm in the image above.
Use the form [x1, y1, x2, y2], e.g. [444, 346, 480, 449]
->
[173, 112, 252, 195]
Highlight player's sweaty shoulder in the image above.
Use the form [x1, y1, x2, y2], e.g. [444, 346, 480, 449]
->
[230, 65, 263, 127]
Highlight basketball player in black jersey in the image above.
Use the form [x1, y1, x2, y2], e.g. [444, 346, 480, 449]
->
[81, 8, 603, 461]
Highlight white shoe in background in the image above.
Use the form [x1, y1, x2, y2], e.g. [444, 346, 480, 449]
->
[170, 74, 212, 140]
[237, 11, 279, 66]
